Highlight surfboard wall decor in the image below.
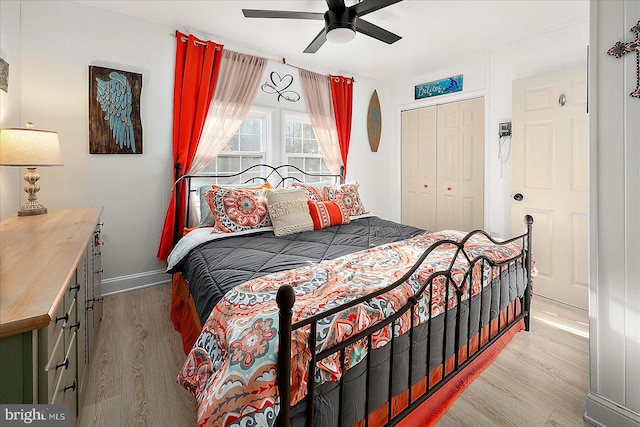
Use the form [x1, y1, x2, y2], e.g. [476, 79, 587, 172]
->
[367, 90, 381, 152]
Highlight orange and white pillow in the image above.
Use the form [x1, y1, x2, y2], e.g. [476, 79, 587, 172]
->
[203, 185, 272, 233]
[198, 182, 271, 227]
[292, 181, 368, 218]
[325, 182, 367, 217]
[290, 181, 327, 202]
[307, 200, 350, 230]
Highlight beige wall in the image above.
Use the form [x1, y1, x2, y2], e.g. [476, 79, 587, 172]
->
[0, 1, 22, 220]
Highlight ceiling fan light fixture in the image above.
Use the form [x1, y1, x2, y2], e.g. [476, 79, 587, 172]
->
[326, 27, 356, 43]
[324, 8, 357, 44]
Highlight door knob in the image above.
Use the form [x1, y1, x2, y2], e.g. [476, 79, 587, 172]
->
[513, 193, 524, 201]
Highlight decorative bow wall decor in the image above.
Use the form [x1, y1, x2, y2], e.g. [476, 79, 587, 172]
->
[608, 21, 640, 98]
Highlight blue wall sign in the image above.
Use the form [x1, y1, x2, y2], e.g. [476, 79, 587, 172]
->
[415, 75, 463, 100]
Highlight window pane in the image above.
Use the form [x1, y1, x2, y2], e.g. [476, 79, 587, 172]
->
[284, 115, 329, 182]
[227, 135, 240, 152]
[241, 155, 263, 169]
[303, 139, 319, 154]
[217, 156, 240, 173]
[303, 123, 314, 139]
[286, 136, 302, 154]
[306, 157, 321, 173]
[240, 134, 262, 152]
[288, 156, 303, 169]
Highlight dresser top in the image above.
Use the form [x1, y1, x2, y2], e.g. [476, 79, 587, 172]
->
[0, 207, 103, 338]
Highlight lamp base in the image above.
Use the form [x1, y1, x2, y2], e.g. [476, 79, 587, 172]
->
[18, 204, 47, 216]
[18, 167, 48, 216]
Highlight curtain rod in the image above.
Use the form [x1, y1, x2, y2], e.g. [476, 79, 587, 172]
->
[171, 33, 222, 50]
[170, 33, 353, 81]
[272, 57, 355, 82]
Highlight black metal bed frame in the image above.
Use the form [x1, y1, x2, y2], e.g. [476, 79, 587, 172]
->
[276, 220, 533, 426]
[172, 164, 533, 427]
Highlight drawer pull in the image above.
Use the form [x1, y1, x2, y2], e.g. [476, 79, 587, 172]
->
[63, 379, 76, 393]
[56, 313, 69, 324]
[69, 284, 80, 292]
[55, 357, 69, 371]
[70, 322, 80, 331]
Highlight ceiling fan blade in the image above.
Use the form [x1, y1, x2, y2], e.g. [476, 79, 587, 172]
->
[304, 28, 328, 53]
[355, 17, 401, 44]
[326, 0, 346, 10]
[351, 0, 403, 17]
[242, 9, 324, 20]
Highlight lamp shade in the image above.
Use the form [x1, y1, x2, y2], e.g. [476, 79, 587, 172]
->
[0, 128, 63, 166]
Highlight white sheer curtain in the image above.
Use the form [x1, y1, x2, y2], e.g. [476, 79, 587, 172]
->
[187, 50, 267, 175]
[299, 69, 343, 176]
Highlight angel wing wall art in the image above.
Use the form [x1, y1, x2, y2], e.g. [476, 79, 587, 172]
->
[89, 65, 142, 154]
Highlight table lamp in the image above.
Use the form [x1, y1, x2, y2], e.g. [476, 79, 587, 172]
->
[0, 123, 63, 216]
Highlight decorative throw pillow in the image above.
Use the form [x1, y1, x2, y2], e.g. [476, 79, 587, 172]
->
[325, 182, 367, 217]
[290, 182, 330, 202]
[266, 188, 314, 236]
[199, 182, 271, 227]
[307, 200, 351, 230]
[204, 186, 272, 233]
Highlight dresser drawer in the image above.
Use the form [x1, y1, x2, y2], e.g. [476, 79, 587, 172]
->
[41, 295, 77, 402]
[51, 330, 78, 426]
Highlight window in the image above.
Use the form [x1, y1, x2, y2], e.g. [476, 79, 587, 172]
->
[194, 108, 330, 186]
[199, 109, 269, 185]
[283, 111, 329, 184]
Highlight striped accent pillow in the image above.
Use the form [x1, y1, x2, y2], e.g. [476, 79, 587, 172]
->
[307, 200, 350, 230]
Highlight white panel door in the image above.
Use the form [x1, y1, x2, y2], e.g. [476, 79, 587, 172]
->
[511, 67, 588, 309]
[436, 98, 484, 232]
[457, 98, 485, 231]
[401, 107, 436, 230]
[436, 102, 460, 231]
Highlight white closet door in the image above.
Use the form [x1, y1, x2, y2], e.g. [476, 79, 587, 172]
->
[436, 98, 484, 232]
[457, 97, 485, 231]
[402, 98, 483, 232]
[401, 106, 436, 231]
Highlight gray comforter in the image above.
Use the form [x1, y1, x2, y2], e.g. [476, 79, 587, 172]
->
[169, 216, 427, 325]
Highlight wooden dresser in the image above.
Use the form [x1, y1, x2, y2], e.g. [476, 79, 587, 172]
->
[0, 207, 104, 425]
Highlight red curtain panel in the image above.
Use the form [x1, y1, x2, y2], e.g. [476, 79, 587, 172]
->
[329, 75, 354, 180]
[157, 31, 224, 260]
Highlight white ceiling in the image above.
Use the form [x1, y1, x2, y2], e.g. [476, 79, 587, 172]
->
[77, 0, 590, 82]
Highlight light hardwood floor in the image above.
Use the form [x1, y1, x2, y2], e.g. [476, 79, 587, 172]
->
[78, 283, 590, 427]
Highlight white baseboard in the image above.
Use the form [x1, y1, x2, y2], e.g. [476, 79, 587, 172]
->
[100, 269, 171, 296]
[585, 392, 640, 427]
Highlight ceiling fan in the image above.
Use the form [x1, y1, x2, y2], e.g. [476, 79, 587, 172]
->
[242, 0, 403, 53]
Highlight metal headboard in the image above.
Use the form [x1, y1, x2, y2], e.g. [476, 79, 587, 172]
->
[173, 164, 344, 244]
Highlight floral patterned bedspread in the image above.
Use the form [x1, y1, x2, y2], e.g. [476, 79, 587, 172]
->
[178, 230, 525, 427]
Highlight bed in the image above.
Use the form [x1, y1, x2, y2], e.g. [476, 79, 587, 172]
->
[166, 164, 534, 427]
